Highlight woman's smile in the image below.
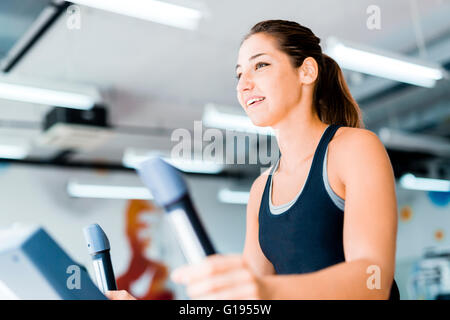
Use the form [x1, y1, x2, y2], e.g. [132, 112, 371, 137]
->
[246, 97, 266, 109]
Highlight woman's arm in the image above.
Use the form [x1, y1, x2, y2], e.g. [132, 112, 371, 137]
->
[261, 128, 398, 299]
[242, 172, 276, 277]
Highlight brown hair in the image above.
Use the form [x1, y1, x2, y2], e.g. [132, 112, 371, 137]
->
[243, 20, 364, 128]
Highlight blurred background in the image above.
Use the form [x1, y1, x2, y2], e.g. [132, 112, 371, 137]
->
[0, 0, 449, 299]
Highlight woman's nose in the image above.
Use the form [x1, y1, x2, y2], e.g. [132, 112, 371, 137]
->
[236, 73, 254, 92]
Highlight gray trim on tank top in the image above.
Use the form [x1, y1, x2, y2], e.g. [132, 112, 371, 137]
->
[322, 146, 345, 211]
[269, 145, 345, 215]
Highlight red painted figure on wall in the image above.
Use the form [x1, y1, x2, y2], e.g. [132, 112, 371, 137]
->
[116, 199, 173, 300]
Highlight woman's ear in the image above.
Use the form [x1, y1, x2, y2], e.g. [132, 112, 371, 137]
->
[299, 57, 319, 85]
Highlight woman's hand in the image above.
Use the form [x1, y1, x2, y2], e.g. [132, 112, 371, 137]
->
[171, 254, 268, 300]
[105, 290, 137, 300]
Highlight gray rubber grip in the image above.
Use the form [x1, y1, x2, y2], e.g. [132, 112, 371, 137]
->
[83, 224, 110, 255]
[137, 157, 187, 207]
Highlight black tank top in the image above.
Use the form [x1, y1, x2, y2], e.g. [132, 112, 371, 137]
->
[258, 124, 400, 300]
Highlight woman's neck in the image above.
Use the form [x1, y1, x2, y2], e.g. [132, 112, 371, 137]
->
[272, 102, 327, 174]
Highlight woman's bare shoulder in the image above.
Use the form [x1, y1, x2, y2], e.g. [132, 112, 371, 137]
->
[331, 126, 390, 180]
[332, 126, 384, 152]
[247, 165, 273, 211]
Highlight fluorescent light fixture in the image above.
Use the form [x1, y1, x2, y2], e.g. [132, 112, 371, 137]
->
[164, 157, 223, 174]
[378, 127, 450, 157]
[202, 103, 275, 136]
[399, 173, 450, 192]
[0, 82, 96, 109]
[67, 181, 153, 199]
[123, 149, 224, 174]
[325, 37, 446, 88]
[217, 188, 249, 204]
[0, 145, 29, 160]
[71, 0, 203, 30]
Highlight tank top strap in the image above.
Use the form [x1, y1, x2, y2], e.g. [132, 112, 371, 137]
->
[308, 124, 341, 178]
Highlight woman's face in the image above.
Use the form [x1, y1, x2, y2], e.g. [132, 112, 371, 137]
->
[236, 33, 303, 127]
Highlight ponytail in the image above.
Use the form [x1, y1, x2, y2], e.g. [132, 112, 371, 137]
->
[245, 20, 364, 128]
[314, 54, 364, 128]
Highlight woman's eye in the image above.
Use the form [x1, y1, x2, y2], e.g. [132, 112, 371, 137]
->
[256, 62, 269, 69]
[236, 62, 268, 80]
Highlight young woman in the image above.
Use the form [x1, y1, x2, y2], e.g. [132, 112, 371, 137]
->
[108, 20, 399, 300]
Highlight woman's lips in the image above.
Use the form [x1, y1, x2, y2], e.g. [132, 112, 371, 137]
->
[247, 98, 265, 109]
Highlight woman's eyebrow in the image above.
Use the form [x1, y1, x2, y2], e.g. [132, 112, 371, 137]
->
[235, 53, 268, 70]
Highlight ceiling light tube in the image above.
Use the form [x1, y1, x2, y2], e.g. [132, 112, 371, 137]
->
[217, 188, 250, 204]
[163, 157, 223, 174]
[123, 149, 224, 174]
[0, 145, 29, 160]
[399, 173, 450, 192]
[71, 0, 203, 30]
[325, 37, 446, 88]
[67, 181, 153, 199]
[378, 127, 450, 157]
[0, 82, 96, 109]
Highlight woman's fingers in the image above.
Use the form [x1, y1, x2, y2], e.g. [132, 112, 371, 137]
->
[169, 254, 262, 300]
[187, 268, 253, 298]
[171, 254, 243, 284]
[105, 290, 137, 300]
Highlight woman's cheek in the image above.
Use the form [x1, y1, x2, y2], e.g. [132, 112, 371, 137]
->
[236, 93, 243, 108]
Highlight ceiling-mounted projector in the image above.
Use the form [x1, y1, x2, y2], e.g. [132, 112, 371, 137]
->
[36, 106, 114, 151]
